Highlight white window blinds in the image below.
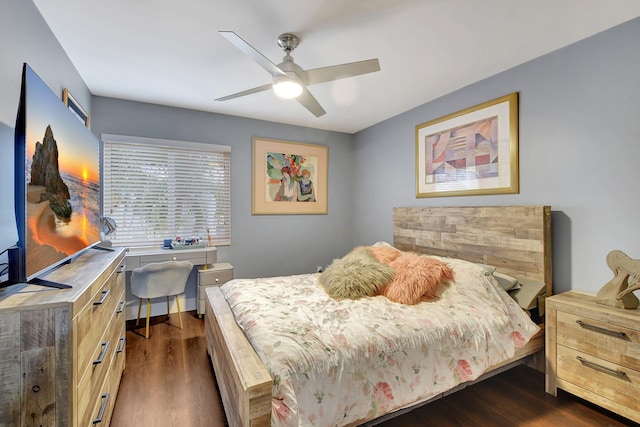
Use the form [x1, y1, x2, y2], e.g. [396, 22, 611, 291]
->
[102, 134, 231, 247]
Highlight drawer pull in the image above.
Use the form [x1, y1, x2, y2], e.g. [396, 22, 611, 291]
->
[576, 356, 627, 379]
[93, 341, 110, 365]
[92, 393, 109, 424]
[117, 264, 126, 273]
[116, 337, 126, 353]
[116, 300, 126, 314]
[94, 289, 111, 306]
[576, 320, 627, 339]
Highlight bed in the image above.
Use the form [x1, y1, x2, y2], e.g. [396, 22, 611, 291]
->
[205, 205, 552, 426]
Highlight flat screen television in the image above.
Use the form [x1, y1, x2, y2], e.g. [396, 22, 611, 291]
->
[8, 63, 102, 288]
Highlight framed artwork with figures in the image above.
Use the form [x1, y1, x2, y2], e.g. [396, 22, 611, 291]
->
[252, 137, 328, 215]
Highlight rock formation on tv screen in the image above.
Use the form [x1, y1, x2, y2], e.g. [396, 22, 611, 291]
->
[30, 125, 72, 218]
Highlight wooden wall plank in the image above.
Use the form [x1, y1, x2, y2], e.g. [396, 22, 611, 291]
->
[20, 308, 55, 351]
[55, 306, 70, 426]
[0, 312, 21, 425]
[21, 347, 56, 426]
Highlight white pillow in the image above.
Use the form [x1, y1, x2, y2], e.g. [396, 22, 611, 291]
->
[493, 272, 522, 291]
[510, 278, 546, 310]
[476, 263, 521, 291]
[372, 241, 397, 249]
[476, 263, 497, 276]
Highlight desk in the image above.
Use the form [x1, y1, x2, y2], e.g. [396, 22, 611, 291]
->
[123, 245, 218, 271]
[121, 246, 218, 320]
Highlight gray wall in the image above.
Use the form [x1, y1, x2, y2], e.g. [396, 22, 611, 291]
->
[351, 17, 640, 295]
[90, 98, 355, 279]
[0, 0, 93, 272]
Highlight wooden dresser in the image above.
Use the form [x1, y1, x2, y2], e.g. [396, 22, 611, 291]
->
[546, 291, 640, 423]
[0, 247, 127, 426]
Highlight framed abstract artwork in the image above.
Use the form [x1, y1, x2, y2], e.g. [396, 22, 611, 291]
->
[252, 137, 328, 215]
[415, 93, 519, 198]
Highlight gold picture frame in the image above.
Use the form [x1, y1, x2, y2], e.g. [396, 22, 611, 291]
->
[252, 137, 328, 215]
[415, 92, 519, 198]
[62, 88, 89, 128]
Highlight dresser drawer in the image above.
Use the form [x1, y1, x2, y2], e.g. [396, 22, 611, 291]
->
[76, 268, 122, 376]
[107, 325, 127, 425]
[557, 311, 640, 370]
[83, 372, 113, 427]
[99, 323, 126, 427]
[77, 302, 123, 426]
[113, 322, 126, 377]
[557, 345, 640, 410]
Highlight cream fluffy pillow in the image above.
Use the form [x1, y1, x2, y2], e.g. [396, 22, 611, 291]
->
[368, 245, 402, 264]
[382, 253, 455, 305]
[319, 249, 395, 300]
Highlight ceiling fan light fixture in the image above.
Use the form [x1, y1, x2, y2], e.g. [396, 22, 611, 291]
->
[217, 31, 380, 117]
[273, 77, 303, 99]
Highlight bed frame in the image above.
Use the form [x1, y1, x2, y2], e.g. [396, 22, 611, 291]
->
[205, 205, 552, 426]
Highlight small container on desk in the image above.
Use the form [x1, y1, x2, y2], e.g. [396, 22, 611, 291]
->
[197, 262, 233, 318]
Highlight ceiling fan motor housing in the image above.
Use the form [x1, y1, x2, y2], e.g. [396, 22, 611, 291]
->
[276, 33, 299, 53]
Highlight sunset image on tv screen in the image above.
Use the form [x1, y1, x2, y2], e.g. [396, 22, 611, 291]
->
[22, 66, 101, 279]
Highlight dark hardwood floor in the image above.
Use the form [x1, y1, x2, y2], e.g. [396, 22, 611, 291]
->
[111, 312, 638, 427]
[111, 311, 226, 426]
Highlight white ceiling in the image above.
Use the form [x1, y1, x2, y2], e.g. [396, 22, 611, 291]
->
[32, 0, 640, 134]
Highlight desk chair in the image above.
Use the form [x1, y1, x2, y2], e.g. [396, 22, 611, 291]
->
[130, 260, 193, 339]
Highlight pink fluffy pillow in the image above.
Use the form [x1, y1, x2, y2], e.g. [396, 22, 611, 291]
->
[382, 253, 455, 305]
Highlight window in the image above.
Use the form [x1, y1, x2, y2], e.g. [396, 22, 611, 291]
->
[102, 134, 231, 247]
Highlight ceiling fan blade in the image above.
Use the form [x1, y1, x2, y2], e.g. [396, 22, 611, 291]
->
[219, 31, 286, 77]
[297, 88, 326, 117]
[306, 59, 380, 85]
[215, 83, 273, 101]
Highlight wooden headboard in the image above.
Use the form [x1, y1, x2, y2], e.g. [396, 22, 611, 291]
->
[393, 206, 552, 297]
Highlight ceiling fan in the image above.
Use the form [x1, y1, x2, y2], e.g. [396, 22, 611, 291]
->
[215, 31, 381, 117]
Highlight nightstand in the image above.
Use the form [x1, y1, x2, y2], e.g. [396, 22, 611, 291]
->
[546, 291, 640, 423]
[197, 262, 233, 317]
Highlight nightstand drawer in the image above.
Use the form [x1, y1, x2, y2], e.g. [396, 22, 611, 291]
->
[546, 291, 640, 424]
[197, 263, 233, 316]
[557, 311, 640, 370]
[198, 263, 233, 287]
[557, 345, 640, 410]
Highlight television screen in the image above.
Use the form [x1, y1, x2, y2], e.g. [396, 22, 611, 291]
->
[13, 64, 101, 283]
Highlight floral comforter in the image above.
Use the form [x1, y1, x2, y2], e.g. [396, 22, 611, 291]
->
[221, 256, 540, 427]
